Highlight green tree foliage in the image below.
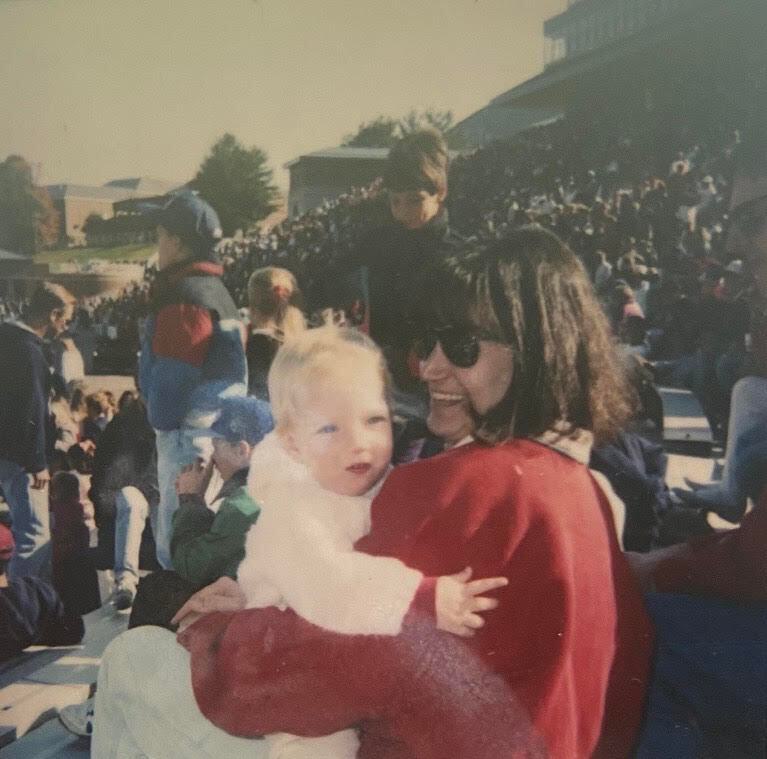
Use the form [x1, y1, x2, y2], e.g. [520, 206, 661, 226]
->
[0, 155, 60, 254]
[342, 116, 400, 148]
[190, 133, 279, 236]
[342, 109, 467, 150]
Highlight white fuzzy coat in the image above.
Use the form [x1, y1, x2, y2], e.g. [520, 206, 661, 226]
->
[239, 432, 423, 636]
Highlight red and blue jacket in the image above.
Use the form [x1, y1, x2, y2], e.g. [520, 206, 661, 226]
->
[139, 260, 247, 432]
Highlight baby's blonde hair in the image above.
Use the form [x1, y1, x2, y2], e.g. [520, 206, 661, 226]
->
[268, 325, 391, 431]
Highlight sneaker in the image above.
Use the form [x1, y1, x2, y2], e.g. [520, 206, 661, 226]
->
[112, 585, 135, 611]
[59, 697, 95, 737]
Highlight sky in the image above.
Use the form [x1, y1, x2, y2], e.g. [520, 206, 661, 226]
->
[0, 0, 565, 192]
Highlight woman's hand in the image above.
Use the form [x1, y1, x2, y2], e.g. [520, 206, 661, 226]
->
[171, 576, 246, 632]
[435, 567, 508, 638]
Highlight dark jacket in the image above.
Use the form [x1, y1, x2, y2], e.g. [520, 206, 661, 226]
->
[0, 322, 51, 472]
[0, 576, 84, 662]
[322, 211, 463, 386]
[89, 402, 159, 525]
[246, 331, 280, 400]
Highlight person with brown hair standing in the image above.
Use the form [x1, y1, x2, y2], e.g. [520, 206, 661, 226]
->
[0, 282, 75, 579]
[324, 129, 462, 393]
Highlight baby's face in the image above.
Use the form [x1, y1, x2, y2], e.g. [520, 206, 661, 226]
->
[286, 361, 392, 497]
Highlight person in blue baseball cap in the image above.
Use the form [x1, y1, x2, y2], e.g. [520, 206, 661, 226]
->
[139, 190, 248, 573]
[169, 396, 274, 590]
[153, 190, 224, 265]
[118, 396, 273, 634]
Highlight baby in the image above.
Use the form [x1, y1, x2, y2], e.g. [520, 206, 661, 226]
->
[238, 325, 506, 758]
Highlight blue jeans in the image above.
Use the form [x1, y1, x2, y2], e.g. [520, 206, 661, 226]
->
[636, 593, 767, 758]
[154, 430, 211, 569]
[0, 458, 51, 580]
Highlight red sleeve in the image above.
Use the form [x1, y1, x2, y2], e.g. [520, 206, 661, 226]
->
[152, 304, 213, 367]
[179, 608, 396, 738]
[179, 608, 543, 759]
[653, 489, 767, 600]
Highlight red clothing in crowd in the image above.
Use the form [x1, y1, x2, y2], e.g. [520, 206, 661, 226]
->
[653, 488, 767, 600]
[181, 439, 653, 758]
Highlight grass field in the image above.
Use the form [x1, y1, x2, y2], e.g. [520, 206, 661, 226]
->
[34, 243, 156, 265]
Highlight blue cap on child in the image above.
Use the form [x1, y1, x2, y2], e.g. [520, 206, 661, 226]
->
[208, 396, 274, 446]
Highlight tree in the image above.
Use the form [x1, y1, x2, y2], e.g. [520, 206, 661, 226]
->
[0, 155, 60, 254]
[190, 134, 279, 236]
[33, 186, 60, 250]
[342, 116, 400, 148]
[342, 109, 467, 150]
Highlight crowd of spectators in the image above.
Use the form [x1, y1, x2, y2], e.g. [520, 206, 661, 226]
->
[2, 103, 767, 754]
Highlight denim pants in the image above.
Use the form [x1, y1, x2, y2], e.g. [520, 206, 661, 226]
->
[113, 486, 155, 592]
[636, 593, 767, 758]
[0, 458, 51, 580]
[154, 429, 211, 569]
[693, 376, 767, 519]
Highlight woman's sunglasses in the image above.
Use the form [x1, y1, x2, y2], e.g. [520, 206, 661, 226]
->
[412, 325, 500, 368]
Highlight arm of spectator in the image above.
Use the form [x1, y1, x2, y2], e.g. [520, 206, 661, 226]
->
[641, 489, 767, 599]
[17, 350, 48, 476]
[179, 607, 541, 758]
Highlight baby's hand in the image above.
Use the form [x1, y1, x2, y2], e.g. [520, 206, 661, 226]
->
[435, 567, 508, 638]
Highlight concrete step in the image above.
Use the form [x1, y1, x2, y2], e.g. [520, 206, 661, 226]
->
[0, 604, 127, 750]
[659, 386, 714, 448]
[0, 715, 90, 758]
[0, 682, 88, 750]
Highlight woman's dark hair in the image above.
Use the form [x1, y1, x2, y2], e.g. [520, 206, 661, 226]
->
[415, 226, 634, 445]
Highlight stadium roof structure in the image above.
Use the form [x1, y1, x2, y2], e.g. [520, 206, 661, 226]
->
[284, 147, 389, 169]
[492, 0, 736, 110]
[46, 177, 184, 203]
[46, 184, 135, 201]
[104, 177, 182, 195]
[453, 104, 561, 149]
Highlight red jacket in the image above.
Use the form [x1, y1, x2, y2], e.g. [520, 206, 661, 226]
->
[653, 489, 767, 600]
[181, 439, 653, 758]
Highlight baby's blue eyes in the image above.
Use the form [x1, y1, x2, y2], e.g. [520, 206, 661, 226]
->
[315, 417, 387, 434]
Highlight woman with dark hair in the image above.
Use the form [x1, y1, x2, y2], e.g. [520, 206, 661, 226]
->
[93, 227, 653, 759]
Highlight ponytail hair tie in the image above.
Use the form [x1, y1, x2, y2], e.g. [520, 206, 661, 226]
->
[272, 284, 290, 300]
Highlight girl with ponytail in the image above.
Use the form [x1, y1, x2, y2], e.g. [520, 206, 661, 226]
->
[246, 267, 306, 399]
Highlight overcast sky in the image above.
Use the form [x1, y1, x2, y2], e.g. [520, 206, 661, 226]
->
[0, 0, 564, 191]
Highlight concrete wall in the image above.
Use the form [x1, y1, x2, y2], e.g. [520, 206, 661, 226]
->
[55, 197, 116, 246]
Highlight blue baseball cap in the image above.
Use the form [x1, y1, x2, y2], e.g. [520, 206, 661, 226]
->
[154, 191, 223, 259]
[208, 396, 274, 446]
